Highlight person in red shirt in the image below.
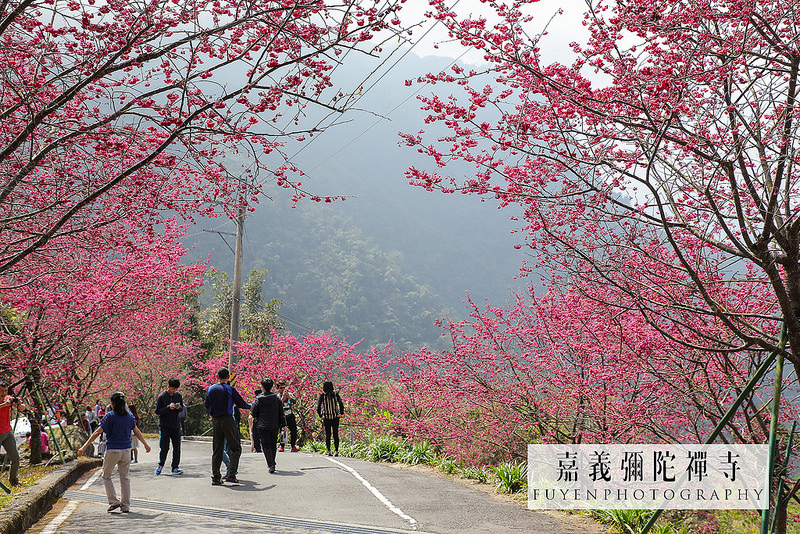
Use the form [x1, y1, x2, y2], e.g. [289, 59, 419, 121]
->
[0, 381, 26, 486]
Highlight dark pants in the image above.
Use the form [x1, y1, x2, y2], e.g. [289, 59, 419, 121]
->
[212, 415, 241, 481]
[258, 427, 279, 469]
[323, 418, 340, 452]
[285, 414, 298, 448]
[252, 425, 262, 453]
[158, 427, 181, 469]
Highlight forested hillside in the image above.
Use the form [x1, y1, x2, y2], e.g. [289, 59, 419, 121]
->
[182, 52, 526, 350]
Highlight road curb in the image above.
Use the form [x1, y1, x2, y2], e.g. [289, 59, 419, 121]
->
[0, 458, 102, 534]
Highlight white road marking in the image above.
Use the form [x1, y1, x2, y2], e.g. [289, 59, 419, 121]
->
[40, 500, 78, 534]
[326, 456, 418, 529]
[80, 469, 101, 490]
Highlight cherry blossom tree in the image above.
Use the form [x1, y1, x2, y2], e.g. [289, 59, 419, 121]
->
[402, 0, 800, 525]
[1, 0, 410, 281]
[0, 219, 205, 461]
[384, 279, 799, 465]
[196, 332, 391, 442]
[404, 0, 799, 371]
[96, 332, 202, 430]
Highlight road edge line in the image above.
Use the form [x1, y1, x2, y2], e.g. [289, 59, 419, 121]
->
[39, 500, 78, 534]
[326, 456, 418, 530]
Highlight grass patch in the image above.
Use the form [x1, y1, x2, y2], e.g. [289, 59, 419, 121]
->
[0, 464, 60, 511]
[716, 506, 800, 534]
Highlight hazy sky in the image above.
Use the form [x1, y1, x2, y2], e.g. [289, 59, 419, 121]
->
[401, 0, 590, 65]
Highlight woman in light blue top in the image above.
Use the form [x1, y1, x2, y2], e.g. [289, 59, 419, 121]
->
[79, 392, 151, 512]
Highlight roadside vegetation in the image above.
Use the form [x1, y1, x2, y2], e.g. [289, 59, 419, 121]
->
[0, 464, 59, 510]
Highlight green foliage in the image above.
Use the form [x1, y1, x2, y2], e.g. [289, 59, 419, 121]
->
[435, 455, 458, 475]
[401, 440, 436, 465]
[367, 436, 404, 462]
[460, 465, 492, 484]
[305, 440, 327, 454]
[197, 269, 284, 357]
[490, 462, 527, 494]
[183, 401, 212, 437]
[592, 510, 652, 533]
[591, 510, 689, 534]
[651, 522, 689, 534]
[0, 306, 21, 355]
[185, 202, 458, 351]
[338, 442, 368, 459]
[715, 509, 783, 534]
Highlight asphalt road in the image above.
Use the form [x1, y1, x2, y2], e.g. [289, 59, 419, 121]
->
[26, 440, 603, 534]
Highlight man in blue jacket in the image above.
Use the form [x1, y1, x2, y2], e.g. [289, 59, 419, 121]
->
[205, 368, 250, 485]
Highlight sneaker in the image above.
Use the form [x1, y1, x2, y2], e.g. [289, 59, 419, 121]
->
[269, 466, 275, 473]
[211, 479, 223, 486]
[154, 465, 163, 476]
[131, 460, 138, 464]
[108, 504, 121, 512]
[171, 468, 183, 475]
[121, 509, 130, 513]
[279, 446, 284, 452]
[334, 452, 339, 457]
[224, 475, 239, 484]
[291, 446, 300, 452]
[326, 451, 332, 456]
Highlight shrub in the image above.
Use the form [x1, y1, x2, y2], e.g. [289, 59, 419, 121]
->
[401, 440, 436, 465]
[435, 455, 458, 474]
[339, 442, 367, 459]
[491, 461, 527, 494]
[591, 510, 688, 534]
[461, 465, 492, 484]
[305, 440, 327, 454]
[367, 436, 404, 462]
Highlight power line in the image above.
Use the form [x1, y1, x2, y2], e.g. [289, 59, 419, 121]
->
[280, 0, 463, 166]
[304, 46, 473, 176]
[275, 312, 315, 333]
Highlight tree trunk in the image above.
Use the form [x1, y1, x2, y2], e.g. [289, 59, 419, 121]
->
[28, 413, 41, 465]
[25, 375, 41, 464]
[776, 500, 787, 534]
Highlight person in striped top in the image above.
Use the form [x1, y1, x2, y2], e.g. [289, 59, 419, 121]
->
[316, 381, 344, 457]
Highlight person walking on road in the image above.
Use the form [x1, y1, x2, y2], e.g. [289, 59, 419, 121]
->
[317, 381, 345, 457]
[276, 381, 299, 452]
[78, 392, 151, 513]
[205, 368, 250, 485]
[250, 379, 286, 473]
[154, 378, 184, 475]
[0, 382, 26, 486]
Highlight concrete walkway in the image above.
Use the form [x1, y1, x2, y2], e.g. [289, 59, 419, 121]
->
[25, 440, 604, 534]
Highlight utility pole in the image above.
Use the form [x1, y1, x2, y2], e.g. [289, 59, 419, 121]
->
[229, 201, 245, 369]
